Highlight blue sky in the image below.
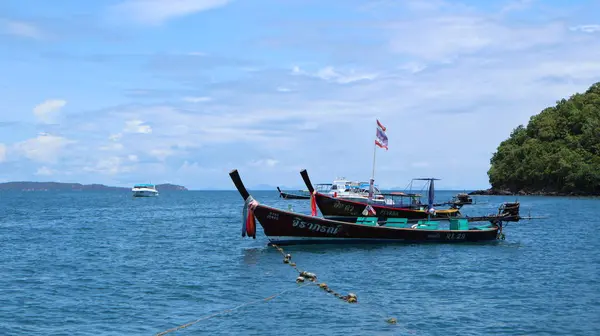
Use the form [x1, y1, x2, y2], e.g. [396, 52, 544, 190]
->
[1, 0, 599, 190]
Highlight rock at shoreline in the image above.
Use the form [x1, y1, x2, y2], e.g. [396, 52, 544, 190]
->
[468, 189, 513, 196]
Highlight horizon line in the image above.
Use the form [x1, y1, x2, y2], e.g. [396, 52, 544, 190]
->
[0, 181, 491, 191]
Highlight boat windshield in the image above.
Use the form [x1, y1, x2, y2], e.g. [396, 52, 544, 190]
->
[315, 184, 332, 192]
[134, 184, 155, 189]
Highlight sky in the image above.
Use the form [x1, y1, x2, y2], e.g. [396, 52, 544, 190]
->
[1, 0, 600, 190]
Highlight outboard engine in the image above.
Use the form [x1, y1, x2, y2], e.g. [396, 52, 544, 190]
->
[498, 202, 520, 221]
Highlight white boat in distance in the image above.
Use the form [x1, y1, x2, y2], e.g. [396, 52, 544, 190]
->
[132, 184, 159, 197]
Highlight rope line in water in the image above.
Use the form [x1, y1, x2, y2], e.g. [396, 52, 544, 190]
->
[271, 243, 399, 326]
[155, 282, 314, 336]
[270, 243, 358, 303]
[155, 243, 398, 335]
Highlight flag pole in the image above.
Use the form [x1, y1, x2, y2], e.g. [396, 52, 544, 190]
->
[371, 140, 377, 181]
[369, 123, 377, 202]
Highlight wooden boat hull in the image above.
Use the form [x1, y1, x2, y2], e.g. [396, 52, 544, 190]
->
[313, 192, 460, 219]
[252, 203, 498, 245]
[229, 169, 500, 246]
[277, 187, 310, 200]
[299, 169, 460, 219]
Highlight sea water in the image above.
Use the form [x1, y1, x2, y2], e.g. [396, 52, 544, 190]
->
[0, 190, 598, 335]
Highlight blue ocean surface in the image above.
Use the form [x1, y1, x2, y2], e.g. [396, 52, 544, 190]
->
[1, 190, 599, 335]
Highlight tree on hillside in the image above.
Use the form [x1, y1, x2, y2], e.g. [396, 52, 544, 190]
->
[488, 82, 600, 194]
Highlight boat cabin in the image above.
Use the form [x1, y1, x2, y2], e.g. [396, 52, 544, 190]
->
[133, 184, 156, 190]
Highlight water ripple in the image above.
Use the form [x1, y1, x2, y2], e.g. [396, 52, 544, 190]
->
[0, 190, 598, 335]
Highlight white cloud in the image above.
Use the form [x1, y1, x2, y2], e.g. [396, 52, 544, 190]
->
[100, 143, 125, 151]
[411, 162, 430, 168]
[178, 160, 212, 173]
[36, 166, 54, 176]
[292, 65, 378, 84]
[183, 96, 212, 103]
[84, 157, 133, 175]
[2, 20, 43, 39]
[33, 99, 67, 124]
[249, 159, 279, 167]
[398, 62, 427, 74]
[14, 134, 74, 163]
[150, 148, 173, 161]
[570, 25, 600, 33]
[500, 0, 534, 14]
[0, 143, 6, 162]
[388, 17, 566, 60]
[110, 0, 230, 25]
[124, 120, 152, 134]
[109, 133, 122, 141]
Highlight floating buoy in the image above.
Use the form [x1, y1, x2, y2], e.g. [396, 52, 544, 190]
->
[347, 293, 357, 303]
[300, 271, 317, 281]
[269, 243, 360, 307]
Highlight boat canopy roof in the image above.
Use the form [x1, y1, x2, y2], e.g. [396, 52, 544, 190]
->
[383, 191, 421, 197]
[134, 183, 155, 187]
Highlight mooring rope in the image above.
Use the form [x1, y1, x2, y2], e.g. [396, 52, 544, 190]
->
[270, 243, 358, 303]
[155, 282, 314, 336]
[270, 244, 399, 325]
[155, 243, 398, 335]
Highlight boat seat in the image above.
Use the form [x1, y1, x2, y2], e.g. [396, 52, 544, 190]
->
[384, 218, 410, 228]
[415, 220, 439, 230]
[473, 223, 492, 230]
[449, 218, 469, 230]
[356, 216, 378, 226]
[386, 218, 408, 223]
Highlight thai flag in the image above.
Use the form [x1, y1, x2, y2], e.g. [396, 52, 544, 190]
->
[375, 119, 388, 150]
[362, 204, 377, 216]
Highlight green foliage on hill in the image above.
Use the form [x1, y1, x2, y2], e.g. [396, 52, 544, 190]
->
[488, 82, 600, 194]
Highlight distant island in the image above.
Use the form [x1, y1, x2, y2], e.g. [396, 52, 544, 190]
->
[471, 82, 600, 196]
[0, 182, 188, 191]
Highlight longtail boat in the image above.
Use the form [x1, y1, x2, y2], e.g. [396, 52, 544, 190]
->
[231, 169, 516, 245]
[300, 169, 461, 220]
[276, 187, 311, 200]
[451, 193, 473, 206]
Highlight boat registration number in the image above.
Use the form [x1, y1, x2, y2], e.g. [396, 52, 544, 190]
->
[446, 233, 466, 240]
